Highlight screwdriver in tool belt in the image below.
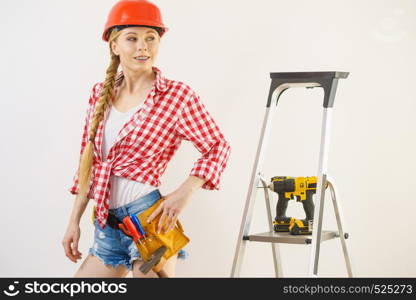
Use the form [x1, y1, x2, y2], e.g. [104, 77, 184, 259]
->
[131, 214, 146, 238]
[119, 216, 144, 245]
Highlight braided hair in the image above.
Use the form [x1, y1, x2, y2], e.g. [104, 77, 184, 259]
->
[76, 28, 122, 199]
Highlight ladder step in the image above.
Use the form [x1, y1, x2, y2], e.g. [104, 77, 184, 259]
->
[246, 230, 338, 245]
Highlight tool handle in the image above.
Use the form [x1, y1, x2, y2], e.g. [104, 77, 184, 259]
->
[118, 223, 132, 237]
[131, 214, 146, 237]
[302, 190, 315, 220]
[120, 216, 143, 241]
[276, 192, 290, 218]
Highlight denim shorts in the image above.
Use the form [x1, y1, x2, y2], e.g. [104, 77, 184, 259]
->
[88, 189, 188, 271]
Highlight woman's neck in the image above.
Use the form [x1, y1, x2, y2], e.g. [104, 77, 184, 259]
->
[120, 67, 155, 94]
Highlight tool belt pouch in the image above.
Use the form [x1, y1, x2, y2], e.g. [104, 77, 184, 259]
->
[91, 198, 190, 262]
[135, 197, 190, 262]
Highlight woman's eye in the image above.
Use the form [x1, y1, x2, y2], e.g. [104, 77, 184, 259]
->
[127, 37, 154, 41]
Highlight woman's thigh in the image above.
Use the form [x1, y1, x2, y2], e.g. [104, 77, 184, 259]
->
[74, 254, 129, 278]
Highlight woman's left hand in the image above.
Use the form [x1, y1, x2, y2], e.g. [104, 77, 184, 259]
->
[146, 188, 192, 233]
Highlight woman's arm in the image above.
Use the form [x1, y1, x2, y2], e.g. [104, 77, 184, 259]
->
[174, 89, 231, 190]
[62, 83, 99, 263]
[147, 88, 231, 233]
[179, 175, 207, 194]
[146, 175, 206, 234]
[69, 193, 90, 225]
[62, 192, 86, 263]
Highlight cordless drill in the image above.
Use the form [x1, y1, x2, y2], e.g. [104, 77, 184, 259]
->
[268, 176, 317, 235]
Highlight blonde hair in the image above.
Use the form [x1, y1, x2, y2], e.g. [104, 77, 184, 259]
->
[77, 28, 122, 199]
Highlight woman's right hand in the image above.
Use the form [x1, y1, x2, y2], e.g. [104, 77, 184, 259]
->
[62, 222, 82, 263]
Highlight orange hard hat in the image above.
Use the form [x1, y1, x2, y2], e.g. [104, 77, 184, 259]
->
[102, 0, 168, 42]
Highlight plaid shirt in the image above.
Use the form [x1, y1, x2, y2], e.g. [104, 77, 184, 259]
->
[69, 66, 231, 229]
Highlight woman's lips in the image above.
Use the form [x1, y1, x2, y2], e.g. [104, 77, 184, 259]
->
[134, 56, 150, 62]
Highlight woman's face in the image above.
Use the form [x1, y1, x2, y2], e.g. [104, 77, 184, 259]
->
[111, 26, 160, 73]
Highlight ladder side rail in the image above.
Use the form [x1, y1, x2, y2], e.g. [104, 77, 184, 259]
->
[327, 178, 354, 277]
[308, 78, 340, 277]
[230, 85, 284, 277]
[260, 175, 283, 277]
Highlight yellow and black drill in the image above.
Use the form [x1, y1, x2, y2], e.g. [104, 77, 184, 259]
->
[268, 176, 319, 235]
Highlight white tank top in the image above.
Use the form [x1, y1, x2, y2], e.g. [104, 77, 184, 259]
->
[102, 103, 157, 209]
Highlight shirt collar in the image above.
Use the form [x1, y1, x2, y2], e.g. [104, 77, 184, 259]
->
[114, 66, 169, 94]
[152, 66, 168, 93]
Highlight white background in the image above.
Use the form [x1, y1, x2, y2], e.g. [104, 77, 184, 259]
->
[0, 0, 415, 277]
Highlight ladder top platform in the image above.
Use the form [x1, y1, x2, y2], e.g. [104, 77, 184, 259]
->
[270, 71, 349, 80]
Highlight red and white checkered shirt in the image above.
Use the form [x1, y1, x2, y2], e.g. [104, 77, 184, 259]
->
[69, 66, 231, 229]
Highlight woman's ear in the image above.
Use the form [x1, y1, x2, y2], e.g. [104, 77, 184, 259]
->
[111, 42, 119, 56]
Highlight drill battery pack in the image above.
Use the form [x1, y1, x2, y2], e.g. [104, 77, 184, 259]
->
[289, 219, 313, 235]
[273, 218, 313, 235]
[273, 217, 294, 232]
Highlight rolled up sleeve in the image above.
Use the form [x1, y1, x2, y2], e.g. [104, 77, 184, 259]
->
[68, 83, 100, 197]
[175, 90, 231, 190]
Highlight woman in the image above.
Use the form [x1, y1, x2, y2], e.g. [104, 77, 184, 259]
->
[62, 0, 231, 278]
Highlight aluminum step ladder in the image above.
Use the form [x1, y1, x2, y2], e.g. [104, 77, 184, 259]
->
[230, 71, 353, 277]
